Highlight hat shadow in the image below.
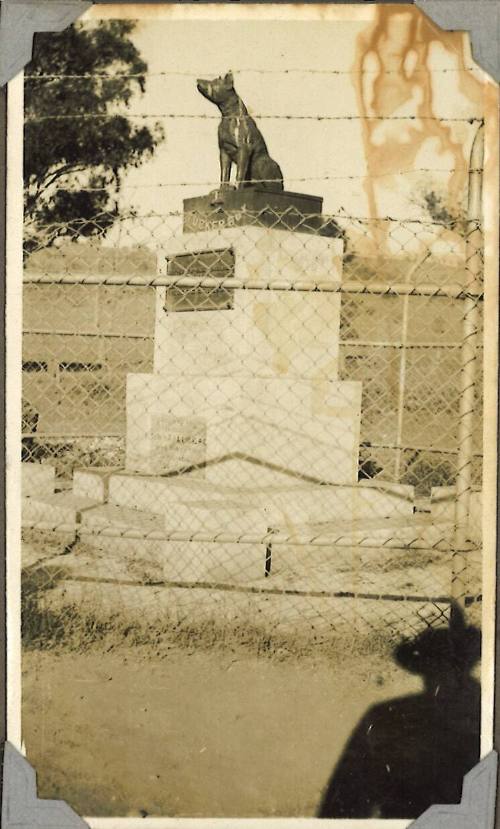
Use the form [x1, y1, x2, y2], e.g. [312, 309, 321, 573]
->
[317, 605, 481, 819]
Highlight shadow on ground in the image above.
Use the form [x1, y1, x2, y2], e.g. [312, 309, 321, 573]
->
[317, 604, 481, 819]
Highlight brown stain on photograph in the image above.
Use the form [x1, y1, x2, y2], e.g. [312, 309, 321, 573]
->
[353, 5, 484, 244]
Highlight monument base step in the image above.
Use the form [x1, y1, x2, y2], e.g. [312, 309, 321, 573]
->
[75, 501, 452, 550]
[108, 473, 235, 510]
[293, 515, 456, 550]
[77, 503, 459, 589]
[79, 504, 268, 583]
[22, 492, 101, 528]
[164, 499, 271, 535]
[73, 467, 123, 502]
[21, 462, 56, 498]
[81, 503, 166, 533]
[104, 470, 415, 524]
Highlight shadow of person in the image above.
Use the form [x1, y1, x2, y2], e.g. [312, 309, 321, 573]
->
[317, 605, 481, 819]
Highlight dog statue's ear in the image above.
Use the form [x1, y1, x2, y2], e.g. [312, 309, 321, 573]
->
[225, 71, 234, 84]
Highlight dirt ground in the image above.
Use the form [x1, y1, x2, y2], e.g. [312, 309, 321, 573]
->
[22, 646, 421, 818]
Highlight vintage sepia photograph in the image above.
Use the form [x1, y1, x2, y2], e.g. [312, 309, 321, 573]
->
[7, 2, 499, 822]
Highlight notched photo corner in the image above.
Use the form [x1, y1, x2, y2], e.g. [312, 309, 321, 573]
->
[3, 1, 500, 825]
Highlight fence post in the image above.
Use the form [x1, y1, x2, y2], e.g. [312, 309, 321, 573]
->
[452, 122, 484, 607]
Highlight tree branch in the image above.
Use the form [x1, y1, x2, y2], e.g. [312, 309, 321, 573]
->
[37, 163, 89, 195]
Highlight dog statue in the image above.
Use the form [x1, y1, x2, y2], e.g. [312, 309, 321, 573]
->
[197, 72, 284, 192]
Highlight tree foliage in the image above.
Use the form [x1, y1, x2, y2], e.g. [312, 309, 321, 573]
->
[24, 20, 164, 253]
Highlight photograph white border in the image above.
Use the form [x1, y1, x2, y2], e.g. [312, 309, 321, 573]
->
[6, 5, 499, 827]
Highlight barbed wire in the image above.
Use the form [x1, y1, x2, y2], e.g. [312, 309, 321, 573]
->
[25, 113, 484, 123]
[23, 331, 484, 350]
[23, 208, 477, 228]
[24, 66, 481, 80]
[37, 168, 481, 193]
[19, 429, 484, 455]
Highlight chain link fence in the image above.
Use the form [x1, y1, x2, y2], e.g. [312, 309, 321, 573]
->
[20, 200, 483, 646]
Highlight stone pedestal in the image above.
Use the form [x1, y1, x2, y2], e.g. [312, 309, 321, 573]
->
[126, 373, 361, 485]
[153, 227, 343, 381]
[125, 216, 362, 488]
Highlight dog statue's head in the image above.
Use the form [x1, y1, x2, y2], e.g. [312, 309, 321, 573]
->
[197, 72, 234, 104]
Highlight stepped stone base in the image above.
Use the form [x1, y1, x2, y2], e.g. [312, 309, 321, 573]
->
[22, 492, 100, 527]
[164, 500, 271, 535]
[80, 505, 268, 582]
[79, 501, 455, 548]
[22, 463, 55, 497]
[126, 373, 362, 485]
[108, 474, 234, 511]
[102, 470, 415, 525]
[73, 467, 121, 502]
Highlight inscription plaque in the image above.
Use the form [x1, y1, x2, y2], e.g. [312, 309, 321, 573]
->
[164, 286, 234, 313]
[152, 415, 207, 471]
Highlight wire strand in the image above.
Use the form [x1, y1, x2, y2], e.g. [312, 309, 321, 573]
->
[24, 113, 484, 123]
[23, 209, 475, 228]
[24, 66, 481, 80]
[34, 167, 481, 193]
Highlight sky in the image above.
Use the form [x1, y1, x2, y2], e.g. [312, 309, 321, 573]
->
[79, 7, 487, 251]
